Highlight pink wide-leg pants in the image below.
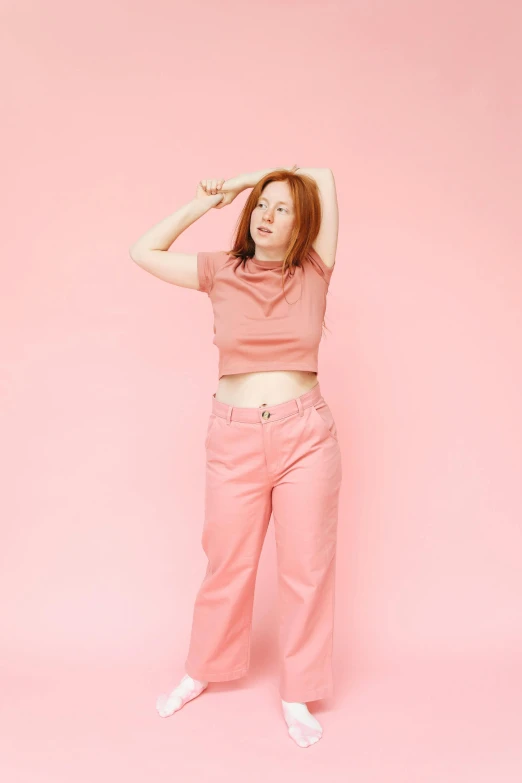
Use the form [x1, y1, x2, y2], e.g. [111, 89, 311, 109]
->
[184, 381, 342, 703]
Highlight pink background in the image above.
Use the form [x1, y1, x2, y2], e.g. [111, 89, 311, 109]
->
[2, 0, 521, 778]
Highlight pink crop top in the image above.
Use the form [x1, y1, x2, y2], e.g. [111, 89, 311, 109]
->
[196, 247, 335, 379]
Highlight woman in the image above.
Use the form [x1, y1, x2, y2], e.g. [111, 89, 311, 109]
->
[129, 166, 342, 748]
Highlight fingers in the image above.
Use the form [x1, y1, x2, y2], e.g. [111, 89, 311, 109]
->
[200, 179, 225, 195]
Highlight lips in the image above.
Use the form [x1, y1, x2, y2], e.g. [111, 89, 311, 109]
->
[258, 227, 272, 233]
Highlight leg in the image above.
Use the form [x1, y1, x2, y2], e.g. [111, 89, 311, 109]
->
[184, 413, 272, 682]
[272, 400, 342, 705]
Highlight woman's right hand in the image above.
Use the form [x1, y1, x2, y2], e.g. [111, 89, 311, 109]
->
[195, 178, 241, 209]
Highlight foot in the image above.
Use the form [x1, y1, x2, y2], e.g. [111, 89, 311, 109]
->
[156, 673, 208, 717]
[281, 699, 323, 748]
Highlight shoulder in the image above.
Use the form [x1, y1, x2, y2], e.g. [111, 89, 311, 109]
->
[304, 246, 336, 284]
[197, 250, 233, 294]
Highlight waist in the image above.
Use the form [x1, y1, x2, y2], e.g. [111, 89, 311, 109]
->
[211, 378, 323, 422]
[213, 369, 318, 407]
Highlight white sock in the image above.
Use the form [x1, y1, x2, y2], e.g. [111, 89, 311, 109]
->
[156, 674, 208, 717]
[281, 700, 323, 748]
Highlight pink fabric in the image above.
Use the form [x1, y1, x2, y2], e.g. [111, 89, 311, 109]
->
[196, 248, 335, 379]
[184, 381, 342, 703]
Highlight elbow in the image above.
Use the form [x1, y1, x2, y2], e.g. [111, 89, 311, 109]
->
[129, 245, 144, 262]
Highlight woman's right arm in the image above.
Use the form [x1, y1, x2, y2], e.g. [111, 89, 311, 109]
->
[129, 187, 225, 290]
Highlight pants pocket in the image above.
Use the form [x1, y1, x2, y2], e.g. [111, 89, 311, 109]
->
[309, 400, 339, 443]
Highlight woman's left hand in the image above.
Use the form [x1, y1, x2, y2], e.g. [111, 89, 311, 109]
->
[198, 178, 241, 209]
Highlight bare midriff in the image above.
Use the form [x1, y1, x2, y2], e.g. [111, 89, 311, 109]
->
[214, 370, 319, 408]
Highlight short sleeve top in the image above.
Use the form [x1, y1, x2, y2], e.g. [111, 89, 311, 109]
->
[196, 248, 335, 379]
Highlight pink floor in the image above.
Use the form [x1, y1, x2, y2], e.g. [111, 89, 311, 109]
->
[3, 653, 521, 781]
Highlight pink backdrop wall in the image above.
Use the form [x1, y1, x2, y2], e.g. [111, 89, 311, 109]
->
[1, 0, 521, 778]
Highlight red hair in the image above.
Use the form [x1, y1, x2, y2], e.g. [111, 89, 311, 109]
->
[225, 169, 330, 336]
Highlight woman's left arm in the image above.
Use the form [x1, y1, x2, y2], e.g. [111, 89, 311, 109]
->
[295, 168, 338, 268]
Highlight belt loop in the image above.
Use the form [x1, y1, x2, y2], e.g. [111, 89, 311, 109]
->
[226, 405, 233, 425]
[296, 397, 304, 417]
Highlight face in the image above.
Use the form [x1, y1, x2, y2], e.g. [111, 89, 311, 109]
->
[249, 180, 295, 259]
